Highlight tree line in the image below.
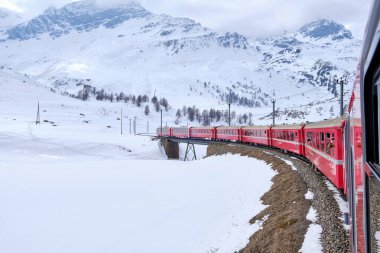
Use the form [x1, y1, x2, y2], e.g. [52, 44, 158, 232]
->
[175, 105, 253, 126]
[63, 86, 170, 116]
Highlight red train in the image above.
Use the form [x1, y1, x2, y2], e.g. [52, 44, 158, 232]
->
[158, 120, 345, 190]
[157, 2, 380, 250]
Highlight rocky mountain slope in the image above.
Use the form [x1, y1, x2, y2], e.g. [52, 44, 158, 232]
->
[0, 8, 23, 34]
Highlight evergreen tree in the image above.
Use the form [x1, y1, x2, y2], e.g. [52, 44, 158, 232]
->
[137, 95, 143, 107]
[176, 109, 182, 119]
[151, 96, 158, 104]
[154, 102, 161, 112]
[144, 105, 150, 116]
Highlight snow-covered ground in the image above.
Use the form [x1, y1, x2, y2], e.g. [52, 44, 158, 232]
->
[0, 143, 274, 253]
[0, 70, 277, 253]
[301, 207, 323, 253]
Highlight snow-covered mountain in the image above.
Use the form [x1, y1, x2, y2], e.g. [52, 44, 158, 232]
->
[0, 8, 23, 34]
[0, 0, 361, 124]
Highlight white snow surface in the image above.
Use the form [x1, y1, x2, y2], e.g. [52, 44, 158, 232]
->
[305, 190, 314, 200]
[0, 151, 274, 253]
[306, 207, 318, 223]
[300, 206, 322, 253]
[300, 223, 323, 253]
[0, 69, 276, 253]
[0, 131, 275, 253]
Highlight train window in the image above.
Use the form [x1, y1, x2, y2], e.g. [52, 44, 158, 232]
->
[320, 132, 325, 152]
[316, 132, 320, 149]
[290, 132, 294, 141]
[326, 133, 332, 155]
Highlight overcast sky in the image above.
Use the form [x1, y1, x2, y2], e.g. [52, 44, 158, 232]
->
[0, 0, 373, 39]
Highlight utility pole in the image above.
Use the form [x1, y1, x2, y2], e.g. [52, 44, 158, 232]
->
[133, 117, 137, 135]
[36, 101, 40, 125]
[160, 109, 163, 136]
[147, 121, 149, 133]
[337, 78, 345, 117]
[129, 118, 132, 135]
[228, 90, 231, 126]
[271, 99, 276, 126]
[120, 108, 123, 135]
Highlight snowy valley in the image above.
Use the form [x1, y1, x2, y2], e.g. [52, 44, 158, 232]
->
[0, 1, 358, 252]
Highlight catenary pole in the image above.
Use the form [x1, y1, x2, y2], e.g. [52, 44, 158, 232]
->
[120, 108, 123, 135]
[271, 99, 276, 126]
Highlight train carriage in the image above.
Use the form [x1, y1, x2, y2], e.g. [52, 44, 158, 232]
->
[189, 127, 216, 139]
[241, 126, 272, 146]
[156, 127, 172, 137]
[215, 127, 242, 142]
[172, 127, 189, 138]
[271, 124, 305, 156]
[304, 118, 345, 190]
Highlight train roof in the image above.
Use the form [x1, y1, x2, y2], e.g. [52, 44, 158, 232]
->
[304, 117, 345, 129]
[272, 124, 305, 130]
[242, 125, 270, 130]
[216, 126, 242, 129]
[190, 126, 215, 129]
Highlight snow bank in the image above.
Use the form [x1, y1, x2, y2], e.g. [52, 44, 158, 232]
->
[0, 150, 274, 253]
[305, 190, 314, 200]
[300, 223, 323, 253]
[300, 207, 322, 253]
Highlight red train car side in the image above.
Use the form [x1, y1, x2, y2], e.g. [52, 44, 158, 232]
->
[216, 127, 242, 142]
[271, 124, 305, 156]
[156, 127, 172, 137]
[241, 126, 272, 146]
[172, 127, 189, 138]
[304, 118, 345, 190]
[189, 127, 216, 139]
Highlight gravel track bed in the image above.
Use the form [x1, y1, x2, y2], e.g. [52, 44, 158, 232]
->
[206, 143, 350, 252]
[271, 150, 350, 253]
